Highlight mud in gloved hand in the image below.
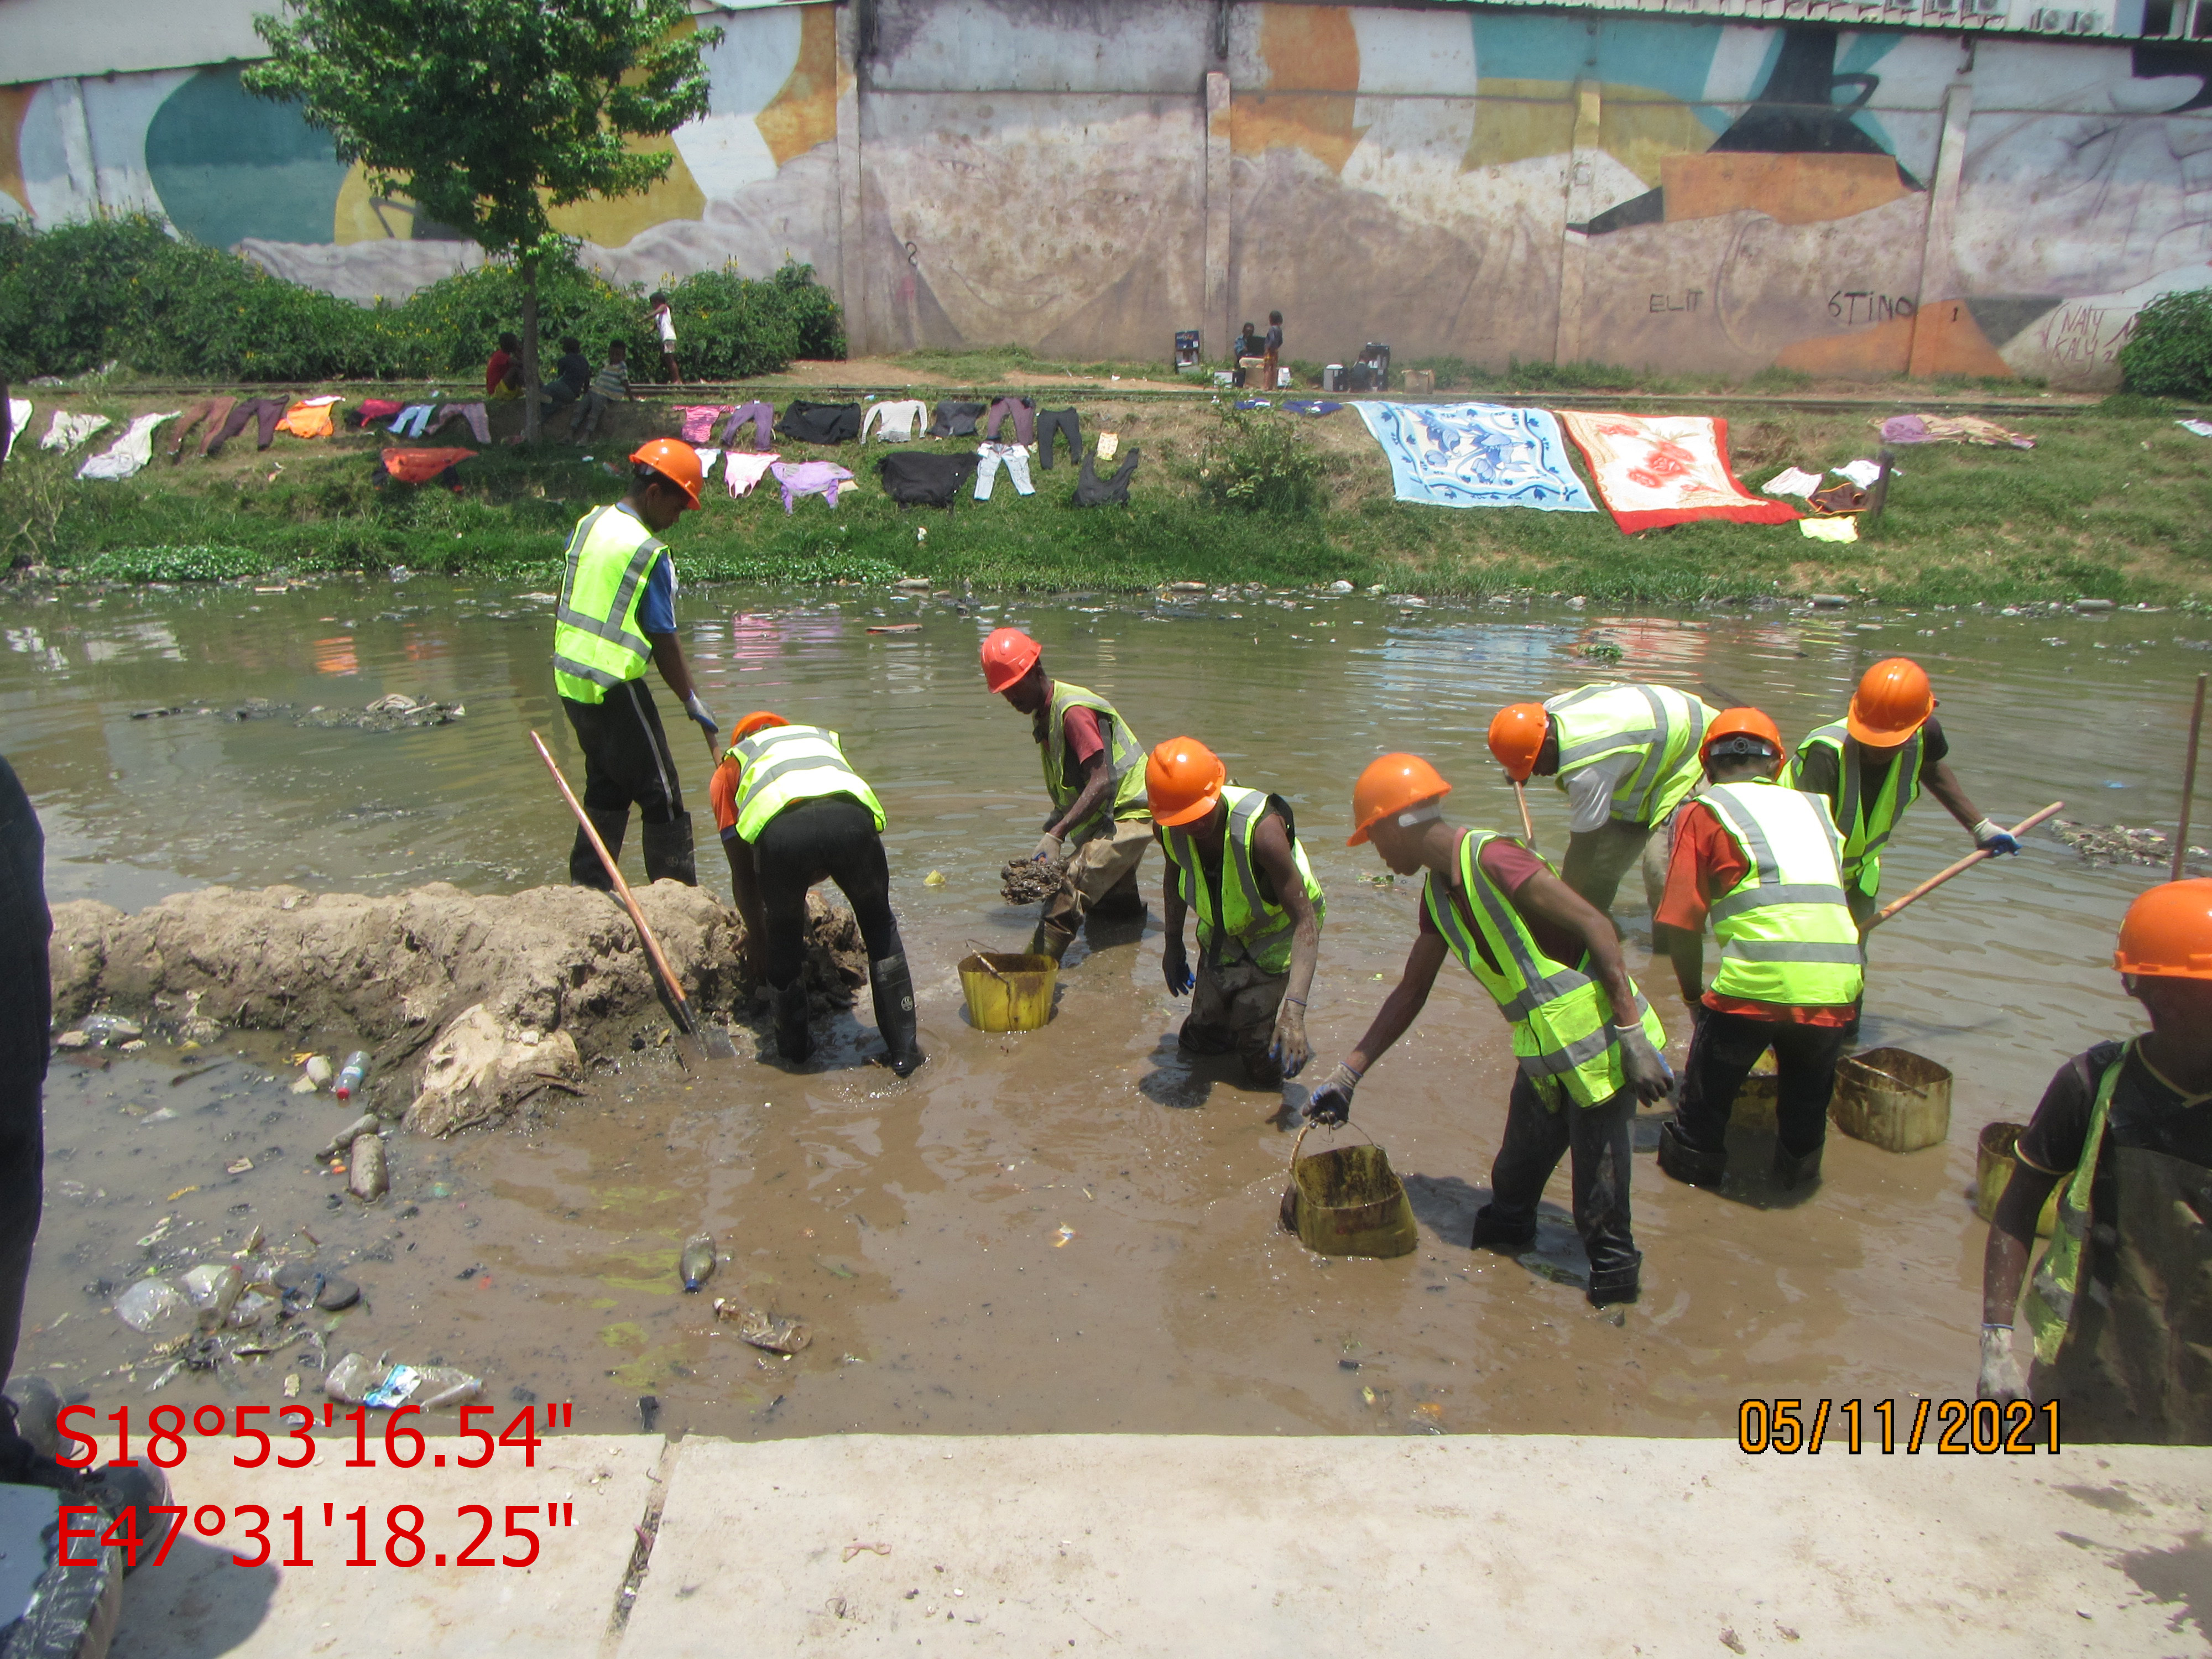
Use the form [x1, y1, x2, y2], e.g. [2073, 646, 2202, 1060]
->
[1031, 831, 1066, 865]
[1615, 1025, 1674, 1105]
[1161, 937, 1194, 997]
[1269, 999, 1311, 1078]
[1302, 1061, 1360, 1125]
[1000, 857, 1070, 906]
[1977, 1325, 2027, 1404]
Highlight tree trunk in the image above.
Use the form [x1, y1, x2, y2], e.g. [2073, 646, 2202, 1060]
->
[520, 259, 541, 446]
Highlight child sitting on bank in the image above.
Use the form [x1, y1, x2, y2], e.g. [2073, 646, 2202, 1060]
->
[568, 342, 630, 445]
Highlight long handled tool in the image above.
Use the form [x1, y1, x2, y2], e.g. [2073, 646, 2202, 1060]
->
[1512, 779, 1537, 849]
[2175, 672, 2206, 884]
[1860, 801, 2064, 935]
[531, 731, 737, 1061]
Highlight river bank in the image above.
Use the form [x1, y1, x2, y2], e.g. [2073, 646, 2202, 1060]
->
[6, 376, 2209, 606]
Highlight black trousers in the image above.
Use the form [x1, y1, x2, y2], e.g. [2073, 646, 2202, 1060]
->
[1677, 1005, 1848, 1161]
[1035, 408, 1081, 469]
[561, 683, 685, 887]
[0, 755, 51, 1479]
[748, 796, 905, 985]
[1485, 1074, 1640, 1295]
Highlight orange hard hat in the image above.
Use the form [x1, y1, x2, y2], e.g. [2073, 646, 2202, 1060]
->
[979, 627, 1041, 692]
[1847, 657, 1934, 745]
[732, 711, 787, 743]
[1349, 753, 1451, 846]
[1701, 706, 1785, 764]
[629, 437, 703, 509]
[1146, 737, 1227, 827]
[1486, 703, 1550, 782]
[2114, 878, 2212, 979]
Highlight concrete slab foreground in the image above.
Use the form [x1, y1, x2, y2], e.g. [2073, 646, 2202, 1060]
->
[619, 1435, 2212, 1657]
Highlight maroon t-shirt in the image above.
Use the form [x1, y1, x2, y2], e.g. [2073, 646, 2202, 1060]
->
[1062, 704, 1104, 770]
[1417, 833, 1583, 973]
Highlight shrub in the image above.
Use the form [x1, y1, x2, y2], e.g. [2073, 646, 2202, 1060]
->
[2120, 288, 2212, 398]
[1196, 409, 1327, 515]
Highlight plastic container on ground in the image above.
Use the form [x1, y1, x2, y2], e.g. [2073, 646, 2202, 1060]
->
[958, 952, 1056, 1032]
[1829, 1046, 1952, 1154]
[113, 1277, 193, 1339]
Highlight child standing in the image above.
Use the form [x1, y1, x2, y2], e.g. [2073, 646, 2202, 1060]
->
[650, 292, 681, 385]
[1264, 311, 1284, 390]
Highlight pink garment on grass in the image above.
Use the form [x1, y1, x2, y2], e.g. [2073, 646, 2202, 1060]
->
[726, 451, 781, 498]
[676, 404, 734, 444]
[770, 460, 854, 513]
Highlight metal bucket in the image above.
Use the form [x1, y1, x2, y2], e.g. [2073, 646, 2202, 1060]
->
[1974, 1121, 2058, 1238]
[1830, 1046, 1952, 1154]
[1279, 1125, 1418, 1259]
[957, 951, 1056, 1032]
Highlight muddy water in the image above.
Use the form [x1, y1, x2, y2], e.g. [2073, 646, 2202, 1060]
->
[4, 578, 2205, 1442]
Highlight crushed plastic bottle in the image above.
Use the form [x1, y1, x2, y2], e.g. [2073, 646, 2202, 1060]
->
[114, 1277, 194, 1339]
[181, 1263, 244, 1332]
[324, 1353, 482, 1410]
[333, 1051, 369, 1100]
[227, 1289, 277, 1329]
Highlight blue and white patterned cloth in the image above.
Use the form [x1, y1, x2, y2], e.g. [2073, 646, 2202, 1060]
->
[1354, 401, 1597, 512]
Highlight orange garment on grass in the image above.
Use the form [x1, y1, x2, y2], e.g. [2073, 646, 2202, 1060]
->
[380, 447, 476, 484]
[276, 399, 337, 439]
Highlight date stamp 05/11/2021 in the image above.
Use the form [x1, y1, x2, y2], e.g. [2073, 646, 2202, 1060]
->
[49, 1399, 581, 1572]
[1736, 1398, 2064, 1455]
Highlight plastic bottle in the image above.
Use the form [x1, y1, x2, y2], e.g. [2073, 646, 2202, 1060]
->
[680, 1234, 716, 1293]
[334, 1051, 369, 1100]
[114, 1277, 194, 1339]
[180, 1263, 244, 1332]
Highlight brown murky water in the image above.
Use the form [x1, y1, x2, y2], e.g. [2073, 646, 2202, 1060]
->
[3, 577, 2204, 1441]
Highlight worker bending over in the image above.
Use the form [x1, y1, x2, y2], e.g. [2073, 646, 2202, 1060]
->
[1147, 737, 1324, 1089]
[709, 713, 921, 1076]
[1307, 756, 1672, 1308]
[1488, 681, 1715, 919]
[1979, 879, 2212, 1443]
[551, 439, 717, 889]
[1652, 709, 1864, 1192]
[1787, 657, 2018, 927]
[980, 627, 1151, 962]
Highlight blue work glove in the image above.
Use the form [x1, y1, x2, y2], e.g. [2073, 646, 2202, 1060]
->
[1161, 938, 1194, 997]
[1302, 1061, 1360, 1125]
[1972, 818, 2022, 857]
[682, 693, 718, 740]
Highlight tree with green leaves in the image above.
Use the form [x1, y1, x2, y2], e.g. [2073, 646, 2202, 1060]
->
[246, 0, 716, 442]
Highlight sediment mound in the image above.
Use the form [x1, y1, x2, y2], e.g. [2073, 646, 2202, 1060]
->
[49, 881, 867, 1135]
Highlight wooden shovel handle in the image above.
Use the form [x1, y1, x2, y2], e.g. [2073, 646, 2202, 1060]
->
[1861, 801, 2064, 935]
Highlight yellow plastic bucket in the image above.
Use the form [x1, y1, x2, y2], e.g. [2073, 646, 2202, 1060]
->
[958, 951, 1056, 1032]
[1279, 1124, 1418, 1259]
[1974, 1121, 2058, 1238]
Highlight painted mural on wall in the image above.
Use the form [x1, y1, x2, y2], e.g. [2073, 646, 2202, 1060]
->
[3, 0, 2211, 388]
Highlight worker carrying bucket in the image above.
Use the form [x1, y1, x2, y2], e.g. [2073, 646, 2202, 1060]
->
[1978, 878, 2212, 1443]
[979, 627, 1151, 963]
[1651, 708, 1865, 1192]
[1306, 754, 1673, 1308]
[708, 712, 922, 1076]
[1786, 657, 2019, 929]
[1147, 737, 1326, 1091]
[550, 439, 718, 891]
[1487, 682, 1716, 923]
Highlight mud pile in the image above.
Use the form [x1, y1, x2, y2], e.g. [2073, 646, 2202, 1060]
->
[49, 881, 867, 1135]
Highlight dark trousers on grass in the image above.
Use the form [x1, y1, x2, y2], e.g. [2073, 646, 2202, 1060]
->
[1478, 1074, 1641, 1303]
[0, 754, 51, 1479]
[1676, 1006, 1849, 1162]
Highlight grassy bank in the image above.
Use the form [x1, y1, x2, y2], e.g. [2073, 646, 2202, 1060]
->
[5, 380, 2209, 606]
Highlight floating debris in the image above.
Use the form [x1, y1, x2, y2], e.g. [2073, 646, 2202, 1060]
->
[2053, 820, 2203, 870]
[716, 1301, 812, 1354]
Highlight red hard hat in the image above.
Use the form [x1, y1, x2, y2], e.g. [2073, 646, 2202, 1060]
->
[629, 437, 703, 509]
[2114, 879, 2212, 979]
[1349, 753, 1451, 846]
[980, 627, 1041, 692]
[1146, 737, 1227, 827]
[1486, 703, 1550, 782]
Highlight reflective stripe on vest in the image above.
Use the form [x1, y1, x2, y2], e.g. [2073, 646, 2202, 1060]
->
[1699, 781, 1865, 1006]
[552, 504, 662, 704]
[2023, 1044, 2128, 1366]
[1162, 786, 1326, 975]
[1786, 721, 1922, 896]
[1042, 682, 1149, 839]
[1544, 682, 1713, 826]
[727, 724, 887, 843]
[1420, 830, 1666, 1109]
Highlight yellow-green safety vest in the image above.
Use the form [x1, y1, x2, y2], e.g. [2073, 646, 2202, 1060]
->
[1700, 780, 1865, 1007]
[552, 504, 665, 704]
[1544, 682, 1714, 827]
[1421, 829, 1667, 1109]
[1785, 720, 1923, 898]
[2023, 1044, 2128, 1366]
[1162, 785, 1326, 975]
[724, 723, 886, 843]
[1042, 682, 1148, 839]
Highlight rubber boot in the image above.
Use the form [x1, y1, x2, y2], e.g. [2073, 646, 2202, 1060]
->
[771, 977, 813, 1064]
[571, 807, 629, 889]
[1656, 1120, 1728, 1188]
[1772, 1139, 1824, 1191]
[641, 811, 698, 886]
[870, 953, 924, 1078]
[1587, 1264, 1642, 1310]
[1030, 917, 1077, 965]
[1470, 1204, 1537, 1253]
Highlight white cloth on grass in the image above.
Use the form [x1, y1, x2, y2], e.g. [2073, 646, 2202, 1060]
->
[1761, 466, 1823, 498]
[77, 411, 179, 480]
[1833, 458, 1884, 488]
[725, 451, 780, 497]
[3, 399, 28, 461]
[41, 411, 109, 452]
[974, 442, 1033, 500]
[862, 399, 927, 442]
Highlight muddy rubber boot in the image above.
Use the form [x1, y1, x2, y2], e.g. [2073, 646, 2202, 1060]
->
[1587, 1265, 1641, 1310]
[571, 807, 629, 889]
[1030, 918, 1077, 964]
[771, 977, 813, 1063]
[1772, 1139, 1824, 1191]
[870, 953, 924, 1078]
[641, 812, 697, 886]
[1470, 1204, 1537, 1253]
[1656, 1120, 1728, 1188]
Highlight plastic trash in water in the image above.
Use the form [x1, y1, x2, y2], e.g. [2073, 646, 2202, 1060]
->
[181, 1263, 244, 1332]
[227, 1289, 277, 1329]
[81, 1013, 143, 1044]
[334, 1051, 369, 1100]
[114, 1277, 194, 1339]
[325, 1353, 482, 1410]
[680, 1234, 716, 1292]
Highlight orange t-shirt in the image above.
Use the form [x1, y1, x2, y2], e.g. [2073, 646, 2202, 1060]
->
[709, 755, 744, 839]
[1656, 801, 1853, 1025]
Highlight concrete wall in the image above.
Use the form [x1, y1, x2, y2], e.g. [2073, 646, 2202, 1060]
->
[6, 0, 2212, 387]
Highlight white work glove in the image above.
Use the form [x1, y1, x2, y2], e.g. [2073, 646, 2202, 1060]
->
[1977, 1324, 2026, 1403]
[1971, 818, 2022, 857]
[1031, 832, 1066, 865]
[682, 693, 718, 739]
[1270, 998, 1312, 1079]
[1614, 1024, 1674, 1106]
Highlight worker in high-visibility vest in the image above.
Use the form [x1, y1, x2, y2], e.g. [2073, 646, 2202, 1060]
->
[1488, 682, 1716, 921]
[1978, 879, 2212, 1443]
[1786, 657, 2018, 928]
[1146, 737, 1324, 1090]
[550, 439, 718, 889]
[979, 627, 1151, 962]
[709, 713, 920, 1076]
[1651, 708, 1864, 1192]
[1306, 755, 1673, 1308]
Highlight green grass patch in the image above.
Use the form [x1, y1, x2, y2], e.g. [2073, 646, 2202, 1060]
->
[883, 345, 1167, 386]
